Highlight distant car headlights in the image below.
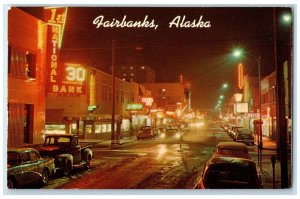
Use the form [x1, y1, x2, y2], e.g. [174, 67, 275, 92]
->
[175, 132, 181, 139]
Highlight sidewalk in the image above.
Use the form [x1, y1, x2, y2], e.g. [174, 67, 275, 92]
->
[254, 135, 277, 150]
[253, 136, 292, 188]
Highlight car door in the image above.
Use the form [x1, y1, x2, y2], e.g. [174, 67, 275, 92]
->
[70, 137, 81, 164]
[19, 151, 37, 185]
[30, 150, 44, 177]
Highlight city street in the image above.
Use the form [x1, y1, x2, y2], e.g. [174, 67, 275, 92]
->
[38, 122, 279, 189]
[5, 6, 294, 194]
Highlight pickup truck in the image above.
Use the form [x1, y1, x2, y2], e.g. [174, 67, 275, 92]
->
[37, 134, 93, 176]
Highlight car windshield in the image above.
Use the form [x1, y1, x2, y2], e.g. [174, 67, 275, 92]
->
[218, 149, 249, 158]
[240, 129, 252, 133]
[8, 152, 21, 166]
[237, 133, 254, 139]
[141, 126, 151, 130]
[44, 136, 71, 146]
[204, 164, 258, 188]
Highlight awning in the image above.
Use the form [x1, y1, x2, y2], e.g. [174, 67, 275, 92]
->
[46, 109, 64, 124]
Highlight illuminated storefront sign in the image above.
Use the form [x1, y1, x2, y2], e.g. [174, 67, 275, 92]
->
[49, 63, 87, 94]
[126, 104, 143, 111]
[235, 102, 249, 113]
[238, 63, 244, 90]
[141, 97, 153, 106]
[44, 7, 87, 95]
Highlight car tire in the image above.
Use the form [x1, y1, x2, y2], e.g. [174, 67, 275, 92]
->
[84, 155, 91, 169]
[41, 169, 49, 185]
[63, 160, 72, 176]
[7, 178, 17, 189]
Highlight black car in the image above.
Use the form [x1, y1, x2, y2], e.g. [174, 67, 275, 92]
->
[136, 126, 155, 140]
[195, 156, 262, 189]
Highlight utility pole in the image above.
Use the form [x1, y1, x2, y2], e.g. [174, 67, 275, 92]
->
[274, 8, 289, 188]
[111, 40, 116, 145]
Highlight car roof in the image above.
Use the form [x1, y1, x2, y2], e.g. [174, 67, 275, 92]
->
[8, 147, 38, 153]
[239, 128, 252, 131]
[216, 142, 248, 150]
[207, 156, 256, 167]
[45, 134, 76, 137]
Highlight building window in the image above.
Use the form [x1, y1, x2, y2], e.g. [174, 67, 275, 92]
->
[130, 66, 134, 70]
[130, 73, 134, 76]
[141, 66, 145, 70]
[123, 73, 127, 77]
[26, 52, 36, 78]
[8, 45, 36, 79]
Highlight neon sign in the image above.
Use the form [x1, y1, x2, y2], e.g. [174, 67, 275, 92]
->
[51, 63, 87, 94]
[141, 97, 153, 106]
[44, 7, 85, 95]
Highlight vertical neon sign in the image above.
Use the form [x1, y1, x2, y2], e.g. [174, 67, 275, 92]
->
[238, 63, 244, 90]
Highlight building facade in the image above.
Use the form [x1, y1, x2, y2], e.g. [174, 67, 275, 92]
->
[117, 65, 156, 83]
[7, 8, 47, 147]
[260, 71, 277, 139]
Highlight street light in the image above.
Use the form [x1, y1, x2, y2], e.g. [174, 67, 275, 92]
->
[282, 13, 291, 24]
[232, 48, 263, 169]
[222, 83, 229, 89]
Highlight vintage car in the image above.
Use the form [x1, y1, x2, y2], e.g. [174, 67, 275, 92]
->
[37, 134, 93, 176]
[235, 128, 255, 145]
[195, 156, 262, 189]
[7, 148, 56, 188]
[212, 141, 250, 159]
[137, 126, 155, 140]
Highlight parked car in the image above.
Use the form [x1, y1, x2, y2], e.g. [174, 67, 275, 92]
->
[195, 156, 262, 189]
[224, 123, 234, 134]
[137, 126, 155, 140]
[212, 141, 250, 159]
[151, 127, 161, 136]
[229, 126, 243, 138]
[235, 128, 255, 145]
[7, 148, 56, 188]
[37, 134, 93, 176]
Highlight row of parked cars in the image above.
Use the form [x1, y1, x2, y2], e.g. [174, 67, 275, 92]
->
[7, 134, 93, 189]
[194, 141, 263, 189]
[220, 122, 255, 146]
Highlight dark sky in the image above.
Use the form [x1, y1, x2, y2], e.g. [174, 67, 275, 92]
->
[21, 6, 292, 109]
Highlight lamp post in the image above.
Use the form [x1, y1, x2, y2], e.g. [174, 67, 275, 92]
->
[232, 49, 263, 169]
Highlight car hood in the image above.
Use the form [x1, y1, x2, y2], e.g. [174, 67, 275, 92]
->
[38, 145, 68, 157]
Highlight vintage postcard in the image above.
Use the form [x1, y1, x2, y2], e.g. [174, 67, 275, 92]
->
[4, 4, 294, 194]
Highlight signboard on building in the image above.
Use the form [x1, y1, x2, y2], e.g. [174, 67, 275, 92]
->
[141, 97, 153, 106]
[234, 103, 249, 113]
[45, 7, 86, 95]
[126, 103, 143, 111]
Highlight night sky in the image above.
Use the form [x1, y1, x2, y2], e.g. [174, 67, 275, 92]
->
[20, 6, 292, 109]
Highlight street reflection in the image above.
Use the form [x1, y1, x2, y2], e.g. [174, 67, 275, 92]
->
[156, 145, 167, 159]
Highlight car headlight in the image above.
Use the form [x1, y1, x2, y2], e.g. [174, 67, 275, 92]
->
[175, 133, 181, 139]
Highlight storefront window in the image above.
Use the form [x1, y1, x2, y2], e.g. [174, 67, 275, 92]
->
[95, 124, 102, 134]
[71, 123, 77, 134]
[86, 124, 92, 134]
[45, 124, 65, 134]
[101, 124, 107, 133]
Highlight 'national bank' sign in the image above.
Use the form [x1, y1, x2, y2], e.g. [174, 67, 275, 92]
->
[44, 7, 87, 95]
